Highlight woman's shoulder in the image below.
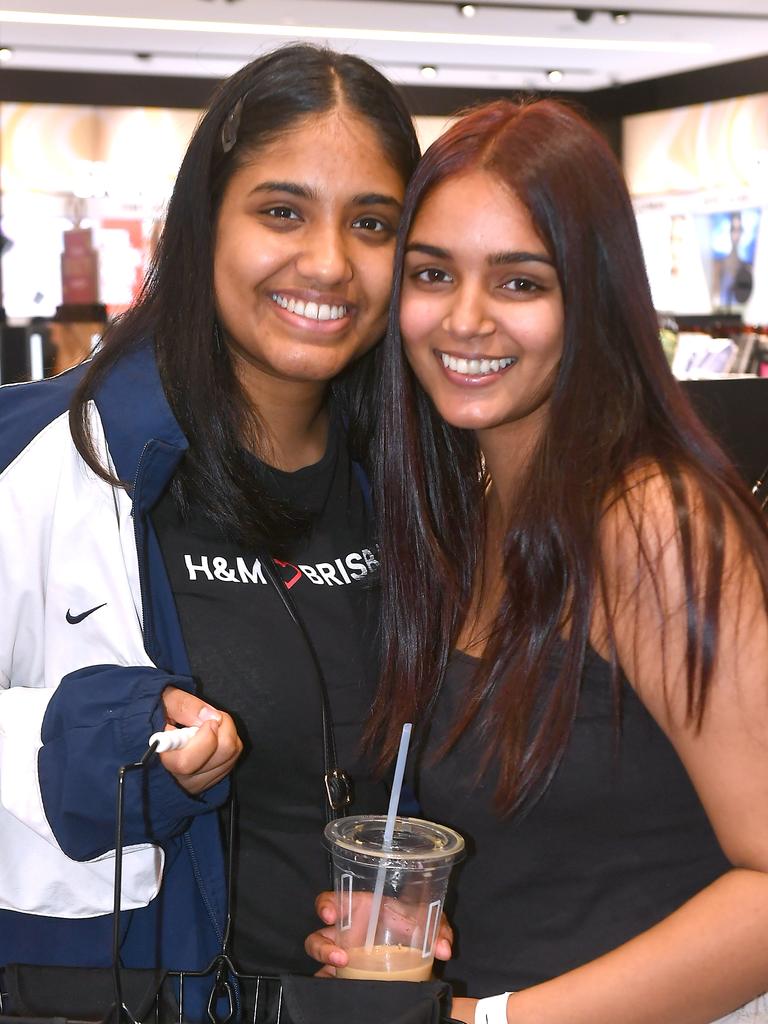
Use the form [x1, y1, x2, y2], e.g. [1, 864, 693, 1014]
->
[593, 456, 763, 658]
[595, 453, 768, 702]
[600, 456, 733, 553]
[0, 362, 90, 477]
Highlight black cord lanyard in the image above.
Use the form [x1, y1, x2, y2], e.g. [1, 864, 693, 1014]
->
[259, 551, 353, 825]
[154, 555, 355, 1021]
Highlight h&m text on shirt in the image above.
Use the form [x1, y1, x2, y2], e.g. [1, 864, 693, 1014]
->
[183, 548, 379, 589]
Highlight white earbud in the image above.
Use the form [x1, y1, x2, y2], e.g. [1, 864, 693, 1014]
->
[148, 725, 200, 753]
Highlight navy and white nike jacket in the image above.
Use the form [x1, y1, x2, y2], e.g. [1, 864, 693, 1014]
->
[0, 343, 228, 976]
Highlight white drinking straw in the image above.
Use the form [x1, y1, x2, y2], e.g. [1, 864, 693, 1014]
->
[364, 722, 413, 952]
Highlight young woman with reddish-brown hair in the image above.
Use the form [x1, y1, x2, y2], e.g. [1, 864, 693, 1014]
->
[309, 99, 768, 1024]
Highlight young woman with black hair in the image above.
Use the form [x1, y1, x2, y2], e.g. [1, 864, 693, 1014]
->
[310, 99, 768, 1023]
[0, 44, 430, 1018]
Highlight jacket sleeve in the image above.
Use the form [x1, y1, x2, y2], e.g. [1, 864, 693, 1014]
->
[0, 407, 227, 874]
[37, 664, 229, 861]
[0, 667, 228, 866]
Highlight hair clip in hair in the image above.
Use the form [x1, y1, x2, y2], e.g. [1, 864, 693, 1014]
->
[753, 462, 768, 512]
[221, 96, 245, 154]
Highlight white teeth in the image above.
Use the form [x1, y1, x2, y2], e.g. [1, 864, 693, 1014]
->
[440, 353, 517, 375]
[272, 294, 348, 321]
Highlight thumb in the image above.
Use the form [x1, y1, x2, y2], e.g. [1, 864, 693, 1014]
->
[162, 685, 221, 727]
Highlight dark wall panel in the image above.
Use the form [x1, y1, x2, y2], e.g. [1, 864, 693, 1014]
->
[3, 53, 767, 118]
[0, 67, 218, 109]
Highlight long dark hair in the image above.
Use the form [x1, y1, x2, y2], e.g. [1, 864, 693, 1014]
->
[69, 44, 419, 545]
[370, 98, 768, 811]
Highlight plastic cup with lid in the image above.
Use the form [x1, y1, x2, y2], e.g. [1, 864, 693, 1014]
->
[323, 815, 464, 982]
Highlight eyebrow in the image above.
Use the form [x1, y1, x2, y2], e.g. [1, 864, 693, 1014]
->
[490, 250, 554, 267]
[250, 182, 402, 210]
[251, 181, 316, 199]
[353, 193, 402, 210]
[405, 242, 553, 267]
[406, 243, 450, 259]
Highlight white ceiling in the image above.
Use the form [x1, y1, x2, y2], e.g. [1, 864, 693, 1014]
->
[0, 0, 767, 95]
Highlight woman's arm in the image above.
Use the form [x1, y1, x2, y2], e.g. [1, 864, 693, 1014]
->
[454, 869, 768, 1024]
[456, 470, 768, 1024]
[37, 670, 241, 858]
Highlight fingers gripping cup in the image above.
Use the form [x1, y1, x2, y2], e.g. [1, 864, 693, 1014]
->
[324, 815, 464, 982]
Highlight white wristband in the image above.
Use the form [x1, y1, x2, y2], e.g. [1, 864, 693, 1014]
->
[474, 992, 513, 1024]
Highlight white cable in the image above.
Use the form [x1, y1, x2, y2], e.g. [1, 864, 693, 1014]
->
[474, 992, 513, 1024]
[148, 725, 199, 752]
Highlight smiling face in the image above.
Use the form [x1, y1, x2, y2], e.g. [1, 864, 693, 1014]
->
[400, 169, 564, 454]
[213, 106, 406, 403]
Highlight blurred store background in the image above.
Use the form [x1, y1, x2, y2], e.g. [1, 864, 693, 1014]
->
[0, 0, 767, 487]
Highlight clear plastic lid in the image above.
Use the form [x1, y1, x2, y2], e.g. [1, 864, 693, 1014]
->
[324, 815, 464, 868]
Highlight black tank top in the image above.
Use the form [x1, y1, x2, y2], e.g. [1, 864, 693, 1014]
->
[414, 647, 730, 997]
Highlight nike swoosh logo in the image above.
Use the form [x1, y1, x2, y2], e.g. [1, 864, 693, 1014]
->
[66, 602, 107, 624]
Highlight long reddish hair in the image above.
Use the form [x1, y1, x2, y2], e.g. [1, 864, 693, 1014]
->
[369, 99, 768, 812]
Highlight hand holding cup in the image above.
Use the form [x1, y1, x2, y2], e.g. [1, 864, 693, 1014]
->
[306, 889, 455, 976]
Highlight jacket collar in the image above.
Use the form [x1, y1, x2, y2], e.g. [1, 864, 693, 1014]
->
[93, 341, 188, 507]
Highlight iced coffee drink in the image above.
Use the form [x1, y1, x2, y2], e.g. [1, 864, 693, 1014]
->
[337, 944, 433, 981]
[324, 815, 464, 983]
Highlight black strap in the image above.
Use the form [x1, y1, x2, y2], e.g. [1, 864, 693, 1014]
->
[104, 571, 355, 1023]
[259, 553, 353, 823]
[192, 551, 354, 998]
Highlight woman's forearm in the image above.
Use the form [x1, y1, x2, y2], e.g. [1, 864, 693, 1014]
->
[501, 869, 768, 1024]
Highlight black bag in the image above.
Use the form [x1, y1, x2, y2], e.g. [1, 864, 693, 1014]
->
[0, 963, 176, 1021]
[279, 976, 453, 1024]
[0, 964, 455, 1024]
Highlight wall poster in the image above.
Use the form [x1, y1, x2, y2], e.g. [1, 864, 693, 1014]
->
[624, 93, 768, 324]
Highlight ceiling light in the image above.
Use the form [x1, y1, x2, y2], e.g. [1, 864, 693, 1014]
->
[612, 10, 630, 23]
[420, 65, 438, 79]
[574, 8, 594, 23]
[546, 69, 564, 82]
[0, 11, 713, 55]
[459, 3, 477, 16]
[0, 46, 13, 62]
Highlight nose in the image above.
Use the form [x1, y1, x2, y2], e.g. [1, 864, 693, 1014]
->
[295, 219, 353, 286]
[442, 281, 495, 341]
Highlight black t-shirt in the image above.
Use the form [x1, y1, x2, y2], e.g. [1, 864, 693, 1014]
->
[415, 648, 730, 997]
[153, 421, 386, 975]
